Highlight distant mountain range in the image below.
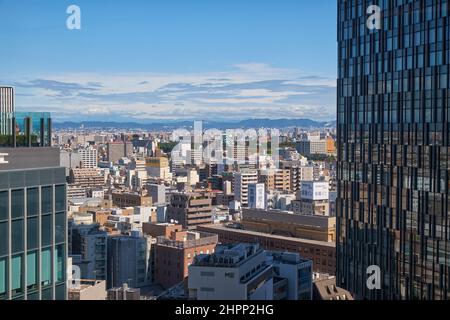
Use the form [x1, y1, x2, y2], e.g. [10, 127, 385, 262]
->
[53, 118, 336, 130]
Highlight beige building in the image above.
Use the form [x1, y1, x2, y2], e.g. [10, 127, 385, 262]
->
[146, 157, 172, 180]
[259, 169, 291, 191]
[280, 161, 314, 192]
[69, 168, 105, 187]
[241, 208, 336, 242]
[68, 280, 107, 300]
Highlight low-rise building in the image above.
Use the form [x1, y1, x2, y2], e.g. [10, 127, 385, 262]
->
[68, 280, 107, 300]
[197, 224, 335, 275]
[188, 244, 274, 300]
[155, 230, 218, 289]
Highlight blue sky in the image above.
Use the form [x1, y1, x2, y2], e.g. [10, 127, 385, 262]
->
[0, 0, 337, 122]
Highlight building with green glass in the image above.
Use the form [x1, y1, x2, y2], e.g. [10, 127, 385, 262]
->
[0, 111, 67, 300]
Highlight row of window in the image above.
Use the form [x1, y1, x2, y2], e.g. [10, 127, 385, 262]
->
[0, 185, 65, 221]
[0, 245, 65, 300]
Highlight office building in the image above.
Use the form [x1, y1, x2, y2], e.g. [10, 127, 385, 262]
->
[155, 229, 218, 289]
[270, 252, 313, 300]
[0, 86, 14, 135]
[166, 193, 213, 230]
[280, 161, 314, 192]
[198, 224, 335, 275]
[69, 222, 108, 281]
[248, 183, 266, 209]
[337, 0, 450, 299]
[80, 147, 98, 169]
[146, 157, 172, 180]
[111, 192, 152, 208]
[0, 111, 67, 300]
[68, 168, 105, 188]
[259, 169, 291, 192]
[188, 244, 274, 300]
[107, 233, 153, 289]
[107, 283, 140, 300]
[148, 184, 166, 205]
[241, 208, 336, 242]
[296, 136, 328, 156]
[107, 141, 133, 163]
[292, 181, 330, 216]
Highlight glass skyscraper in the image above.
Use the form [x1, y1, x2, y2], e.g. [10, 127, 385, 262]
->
[0, 112, 67, 300]
[337, 0, 450, 299]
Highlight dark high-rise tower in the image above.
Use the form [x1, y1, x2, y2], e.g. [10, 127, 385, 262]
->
[337, 0, 450, 299]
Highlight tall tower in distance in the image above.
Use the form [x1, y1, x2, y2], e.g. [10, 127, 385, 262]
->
[0, 87, 14, 135]
[337, 0, 450, 299]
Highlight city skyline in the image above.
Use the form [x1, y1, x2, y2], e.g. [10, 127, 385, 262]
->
[0, 0, 337, 122]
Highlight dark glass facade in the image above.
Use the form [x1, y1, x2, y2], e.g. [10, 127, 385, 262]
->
[337, 0, 450, 299]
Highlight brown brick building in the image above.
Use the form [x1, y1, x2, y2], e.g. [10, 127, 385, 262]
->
[197, 224, 335, 275]
[154, 229, 218, 289]
[111, 192, 152, 208]
[241, 208, 336, 242]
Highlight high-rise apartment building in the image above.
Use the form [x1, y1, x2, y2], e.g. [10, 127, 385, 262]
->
[337, 0, 450, 299]
[80, 147, 98, 169]
[107, 141, 133, 163]
[234, 170, 258, 206]
[0, 112, 67, 300]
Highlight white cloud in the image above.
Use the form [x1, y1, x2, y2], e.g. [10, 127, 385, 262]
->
[7, 63, 336, 122]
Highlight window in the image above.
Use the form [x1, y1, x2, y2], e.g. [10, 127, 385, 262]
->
[55, 245, 65, 283]
[27, 188, 39, 217]
[0, 222, 8, 257]
[41, 249, 52, 287]
[0, 191, 8, 221]
[0, 258, 6, 297]
[27, 251, 38, 291]
[11, 220, 24, 253]
[225, 272, 235, 279]
[55, 185, 65, 212]
[200, 271, 215, 277]
[27, 217, 38, 250]
[41, 186, 53, 214]
[55, 212, 66, 244]
[11, 190, 24, 219]
[41, 215, 53, 247]
[11, 254, 23, 297]
[200, 287, 215, 292]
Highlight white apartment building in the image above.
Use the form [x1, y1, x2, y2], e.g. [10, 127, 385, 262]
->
[188, 244, 274, 300]
[80, 147, 98, 169]
[234, 170, 258, 207]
